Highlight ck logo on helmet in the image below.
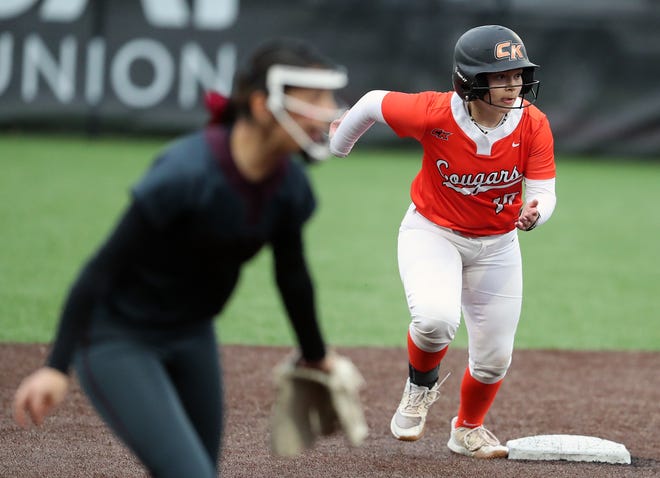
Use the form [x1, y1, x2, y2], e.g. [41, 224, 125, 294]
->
[0, 0, 238, 29]
[494, 41, 525, 61]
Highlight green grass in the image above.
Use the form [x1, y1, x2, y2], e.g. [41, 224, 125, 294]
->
[0, 133, 658, 350]
[515, 158, 660, 349]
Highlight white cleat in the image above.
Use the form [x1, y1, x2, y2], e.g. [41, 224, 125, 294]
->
[447, 416, 509, 458]
[390, 375, 448, 441]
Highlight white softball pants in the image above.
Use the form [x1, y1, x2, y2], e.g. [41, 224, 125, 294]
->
[398, 204, 523, 384]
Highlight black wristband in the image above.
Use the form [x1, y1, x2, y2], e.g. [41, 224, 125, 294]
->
[526, 212, 541, 231]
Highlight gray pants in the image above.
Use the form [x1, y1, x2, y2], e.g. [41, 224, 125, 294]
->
[74, 309, 222, 478]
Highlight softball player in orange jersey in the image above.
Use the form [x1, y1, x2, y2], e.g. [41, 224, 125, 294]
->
[330, 25, 556, 458]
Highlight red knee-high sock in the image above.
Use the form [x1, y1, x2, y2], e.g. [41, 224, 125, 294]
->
[456, 367, 503, 428]
[407, 331, 448, 372]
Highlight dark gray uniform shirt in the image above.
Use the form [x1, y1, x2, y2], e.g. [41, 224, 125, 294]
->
[47, 125, 326, 372]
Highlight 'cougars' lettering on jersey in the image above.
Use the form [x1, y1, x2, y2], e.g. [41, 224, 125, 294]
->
[435, 160, 522, 196]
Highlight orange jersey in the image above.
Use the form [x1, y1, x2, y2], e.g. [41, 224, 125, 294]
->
[382, 91, 555, 236]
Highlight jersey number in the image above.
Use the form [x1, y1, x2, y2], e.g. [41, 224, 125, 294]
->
[493, 193, 519, 214]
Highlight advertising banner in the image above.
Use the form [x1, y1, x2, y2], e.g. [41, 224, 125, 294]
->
[1, 0, 659, 156]
[0, 0, 238, 133]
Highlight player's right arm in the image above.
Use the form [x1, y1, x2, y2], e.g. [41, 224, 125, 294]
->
[329, 90, 434, 157]
[14, 146, 199, 429]
[329, 90, 389, 157]
[13, 367, 69, 428]
[13, 203, 153, 428]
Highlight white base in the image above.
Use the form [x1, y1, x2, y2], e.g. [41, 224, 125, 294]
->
[506, 434, 631, 464]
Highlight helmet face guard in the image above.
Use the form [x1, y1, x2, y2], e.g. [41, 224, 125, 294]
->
[465, 69, 541, 107]
[452, 25, 541, 108]
[266, 64, 348, 161]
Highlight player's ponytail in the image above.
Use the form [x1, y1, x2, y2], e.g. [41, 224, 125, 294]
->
[204, 91, 236, 125]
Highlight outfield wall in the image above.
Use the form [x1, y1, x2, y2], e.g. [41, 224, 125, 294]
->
[1, 0, 659, 157]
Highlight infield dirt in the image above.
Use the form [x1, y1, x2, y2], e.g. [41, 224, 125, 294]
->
[1, 344, 658, 477]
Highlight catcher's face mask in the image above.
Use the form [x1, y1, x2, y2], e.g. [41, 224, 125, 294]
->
[266, 64, 348, 161]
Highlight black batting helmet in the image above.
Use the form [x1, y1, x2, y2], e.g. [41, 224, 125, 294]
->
[452, 25, 540, 106]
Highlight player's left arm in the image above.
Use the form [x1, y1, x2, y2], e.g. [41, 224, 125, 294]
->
[515, 180, 555, 231]
[271, 226, 326, 363]
[517, 115, 557, 231]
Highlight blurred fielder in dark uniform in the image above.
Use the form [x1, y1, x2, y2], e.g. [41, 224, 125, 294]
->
[13, 39, 348, 477]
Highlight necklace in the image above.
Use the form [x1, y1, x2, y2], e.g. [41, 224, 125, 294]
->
[469, 107, 508, 135]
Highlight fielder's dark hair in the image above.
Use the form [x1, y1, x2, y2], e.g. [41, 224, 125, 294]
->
[205, 38, 338, 125]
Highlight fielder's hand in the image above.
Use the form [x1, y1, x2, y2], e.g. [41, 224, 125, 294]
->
[13, 367, 69, 428]
[270, 351, 368, 456]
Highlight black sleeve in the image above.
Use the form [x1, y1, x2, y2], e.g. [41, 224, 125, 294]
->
[131, 148, 198, 229]
[271, 227, 326, 362]
[46, 203, 153, 373]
